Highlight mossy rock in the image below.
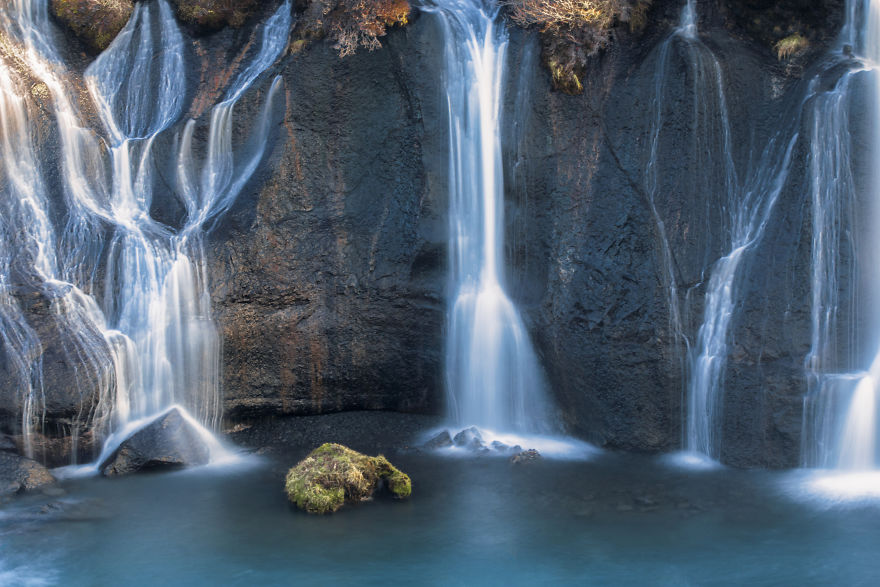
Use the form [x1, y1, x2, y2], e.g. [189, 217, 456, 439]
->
[284, 443, 411, 514]
[169, 0, 259, 34]
[49, 0, 134, 53]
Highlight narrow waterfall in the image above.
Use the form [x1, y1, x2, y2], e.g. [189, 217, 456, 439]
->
[0, 0, 290, 465]
[647, 0, 802, 462]
[803, 0, 880, 472]
[425, 0, 552, 435]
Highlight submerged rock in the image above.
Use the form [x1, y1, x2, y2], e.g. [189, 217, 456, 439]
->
[100, 408, 211, 476]
[285, 443, 411, 514]
[424, 430, 453, 449]
[509, 449, 542, 465]
[49, 0, 134, 53]
[0, 452, 56, 496]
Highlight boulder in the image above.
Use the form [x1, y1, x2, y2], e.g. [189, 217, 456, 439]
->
[100, 408, 211, 476]
[0, 452, 56, 496]
[285, 443, 411, 514]
[49, 0, 134, 53]
[510, 449, 542, 465]
[452, 426, 482, 447]
[424, 430, 453, 449]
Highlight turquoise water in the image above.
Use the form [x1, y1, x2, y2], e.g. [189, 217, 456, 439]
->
[2, 452, 880, 585]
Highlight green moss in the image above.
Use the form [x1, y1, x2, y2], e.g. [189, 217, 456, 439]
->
[284, 443, 411, 514]
[775, 33, 809, 60]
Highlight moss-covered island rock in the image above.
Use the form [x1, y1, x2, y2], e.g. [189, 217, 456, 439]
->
[285, 443, 411, 514]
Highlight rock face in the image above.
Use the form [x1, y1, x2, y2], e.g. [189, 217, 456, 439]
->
[285, 442, 411, 513]
[100, 409, 211, 476]
[0, 452, 56, 496]
[0, 0, 857, 469]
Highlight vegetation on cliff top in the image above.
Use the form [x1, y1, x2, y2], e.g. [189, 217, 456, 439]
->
[504, 0, 651, 94]
[296, 0, 411, 57]
[49, 0, 133, 53]
[285, 443, 411, 514]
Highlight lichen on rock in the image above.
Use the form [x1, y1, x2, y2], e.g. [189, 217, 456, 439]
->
[49, 0, 133, 53]
[284, 443, 411, 514]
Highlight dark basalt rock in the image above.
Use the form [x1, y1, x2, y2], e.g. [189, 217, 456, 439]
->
[100, 408, 211, 476]
[0, 452, 56, 496]
[510, 449, 542, 465]
[424, 430, 453, 449]
[452, 426, 483, 447]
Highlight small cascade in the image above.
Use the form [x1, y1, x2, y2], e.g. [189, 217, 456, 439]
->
[647, 0, 803, 462]
[0, 0, 291, 466]
[803, 0, 880, 473]
[424, 0, 553, 437]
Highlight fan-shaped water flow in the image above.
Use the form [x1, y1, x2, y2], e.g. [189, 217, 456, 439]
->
[0, 0, 291, 465]
[803, 0, 880, 475]
[424, 0, 554, 442]
[647, 1, 805, 463]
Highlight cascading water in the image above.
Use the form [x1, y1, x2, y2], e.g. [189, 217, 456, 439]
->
[803, 0, 880, 475]
[0, 0, 291, 466]
[647, 0, 803, 462]
[424, 0, 552, 436]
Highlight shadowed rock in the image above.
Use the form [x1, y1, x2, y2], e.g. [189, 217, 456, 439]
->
[100, 408, 211, 476]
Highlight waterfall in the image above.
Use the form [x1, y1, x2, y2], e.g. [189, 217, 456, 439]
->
[424, 0, 552, 435]
[647, 1, 803, 462]
[0, 0, 291, 465]
[803, 0, 880, 472]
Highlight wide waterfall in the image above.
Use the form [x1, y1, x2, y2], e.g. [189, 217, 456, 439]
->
[647, 0, 803, 462]
[0, 0, 291, 466]
[425, 0, 553, 435]
[803, 0, 880, 474]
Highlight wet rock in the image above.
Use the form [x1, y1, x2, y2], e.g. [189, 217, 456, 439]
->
[100, 408, 211, 476]
[0, 434, 16, 453]
[509, 449, 542, 465]
[424, 430, 453, 449]
[0, 452, 56, 496]
[452, 426, 482, 447]
[49, 0, 133, 53]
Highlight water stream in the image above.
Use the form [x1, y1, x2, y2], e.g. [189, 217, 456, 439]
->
[0, 0, 291, 465]
[425, 0, 553, 436]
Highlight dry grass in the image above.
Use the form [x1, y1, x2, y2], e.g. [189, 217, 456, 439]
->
[300, 0, 410, 57]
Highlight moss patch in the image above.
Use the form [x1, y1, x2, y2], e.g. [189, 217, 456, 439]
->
[284, 443, 411, 514]
[169, 0, 259, 33]
[49, 0, 133, 53]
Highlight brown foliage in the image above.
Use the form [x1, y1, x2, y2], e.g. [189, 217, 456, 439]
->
[300, 0, 411, 57]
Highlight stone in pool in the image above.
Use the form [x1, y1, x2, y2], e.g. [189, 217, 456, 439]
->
[100, 408, 211, 476]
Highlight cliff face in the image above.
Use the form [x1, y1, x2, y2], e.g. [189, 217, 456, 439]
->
[0, 0, 852, 467]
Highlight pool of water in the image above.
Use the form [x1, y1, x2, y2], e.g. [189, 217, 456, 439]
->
[3, 450, 880, 585]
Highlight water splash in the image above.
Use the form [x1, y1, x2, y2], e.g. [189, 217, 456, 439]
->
[424, 0, 553, 434]
[803, 0, 880, 473]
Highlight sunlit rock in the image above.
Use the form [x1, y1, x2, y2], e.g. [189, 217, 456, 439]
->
[285, 443, 411, 514]
[0, 452, 56, 496]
